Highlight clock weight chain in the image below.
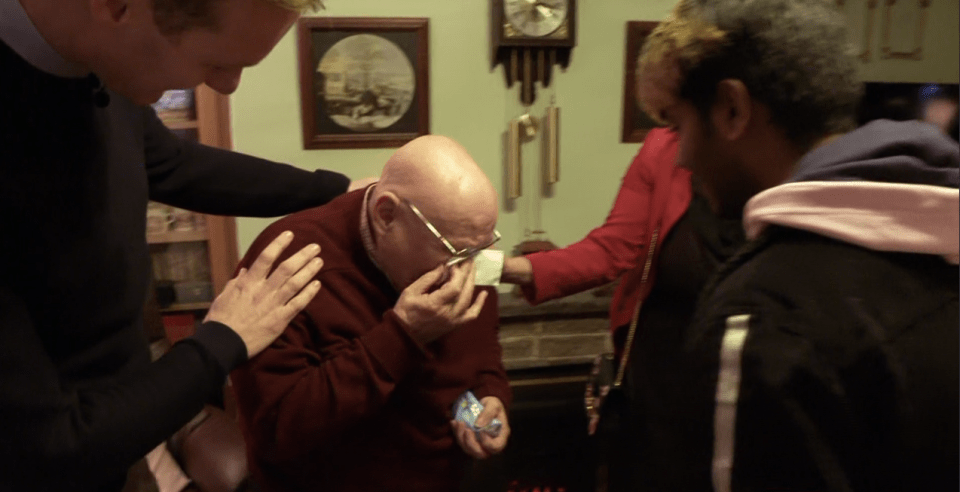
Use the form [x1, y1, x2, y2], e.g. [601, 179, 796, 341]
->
[508, 99, 560, 259]
[493, 0, 574, 258]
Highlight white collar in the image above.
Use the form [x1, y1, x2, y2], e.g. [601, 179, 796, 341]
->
[0, 0, 89, 77]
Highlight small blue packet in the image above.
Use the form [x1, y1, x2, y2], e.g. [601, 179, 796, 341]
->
[453, 391, 502, 437]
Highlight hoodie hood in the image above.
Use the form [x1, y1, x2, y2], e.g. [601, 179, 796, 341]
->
[788, 119, 958, 186]
[744, 120, 960, 264]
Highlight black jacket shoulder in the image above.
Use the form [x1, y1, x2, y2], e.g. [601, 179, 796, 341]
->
[686, 226, 958, 492]
[699, 226, 956, 331]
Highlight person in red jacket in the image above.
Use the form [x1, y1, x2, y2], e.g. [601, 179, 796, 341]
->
[503, 128, 689, 340]
[500, 127, 744, 490]
[231, 135, 511, 492]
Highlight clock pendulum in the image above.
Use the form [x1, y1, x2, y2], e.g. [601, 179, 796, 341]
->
[493, 0, 574, 257]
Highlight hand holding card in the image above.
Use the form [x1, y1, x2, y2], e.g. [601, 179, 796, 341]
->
[452, 391, 503, 437]
[451, 391, 510, 459]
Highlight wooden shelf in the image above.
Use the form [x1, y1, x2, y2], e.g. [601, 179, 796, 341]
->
[160, 302, 212, 313]
[147, 230, 208, 244]
[147, 86, 238, 307]
[162, 120, 199, 130]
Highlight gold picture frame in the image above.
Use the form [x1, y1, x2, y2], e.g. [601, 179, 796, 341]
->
[297, 17, 430, 150]
[621, 21, 664, 143]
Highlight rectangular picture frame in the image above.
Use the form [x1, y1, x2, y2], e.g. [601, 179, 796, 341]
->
[298, 17, 430, 149]
[621, 21, 663, 143]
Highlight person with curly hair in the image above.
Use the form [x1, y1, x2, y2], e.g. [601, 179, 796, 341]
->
[633, 0, 958, 490]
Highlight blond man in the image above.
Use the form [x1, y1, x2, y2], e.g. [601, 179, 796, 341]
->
[0, 0, 369, 490]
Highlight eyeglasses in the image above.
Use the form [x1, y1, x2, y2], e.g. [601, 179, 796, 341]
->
[406, 201, 501, 268]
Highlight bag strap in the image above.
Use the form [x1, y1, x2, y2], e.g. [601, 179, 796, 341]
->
[612, 228, 659, 388]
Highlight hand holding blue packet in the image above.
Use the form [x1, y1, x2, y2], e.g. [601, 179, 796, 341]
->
[453, 391, 503, 437]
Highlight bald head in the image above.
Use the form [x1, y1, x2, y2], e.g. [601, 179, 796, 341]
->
[374, 135, 498, 243]
[365, 136, 499, 289]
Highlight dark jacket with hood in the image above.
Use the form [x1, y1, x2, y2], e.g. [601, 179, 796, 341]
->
[640, 120, 959, 492]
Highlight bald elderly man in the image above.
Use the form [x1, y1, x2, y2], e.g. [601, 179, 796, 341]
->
[231, 135, 511, 492]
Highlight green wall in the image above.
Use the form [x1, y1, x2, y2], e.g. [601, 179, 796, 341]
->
[230, 0, 959, 284]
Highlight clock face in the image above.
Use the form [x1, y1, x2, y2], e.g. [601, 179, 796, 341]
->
[504, 0, 568, 37]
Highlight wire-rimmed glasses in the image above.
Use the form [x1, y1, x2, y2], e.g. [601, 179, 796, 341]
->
[406, 201, 501, 268]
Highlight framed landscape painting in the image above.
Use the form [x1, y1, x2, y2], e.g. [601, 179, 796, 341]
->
[298, 17, 430, 149]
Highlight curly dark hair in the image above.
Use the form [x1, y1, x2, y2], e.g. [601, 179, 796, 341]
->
[639, 0, 863, 151]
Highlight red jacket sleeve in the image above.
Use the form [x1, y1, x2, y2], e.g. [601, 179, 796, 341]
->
[521, 135, 668, 304]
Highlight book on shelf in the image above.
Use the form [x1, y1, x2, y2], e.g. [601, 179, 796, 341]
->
[156, 109, 194, 124]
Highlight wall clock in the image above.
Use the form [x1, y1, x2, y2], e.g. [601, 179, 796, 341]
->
[490, 0, 577, 105]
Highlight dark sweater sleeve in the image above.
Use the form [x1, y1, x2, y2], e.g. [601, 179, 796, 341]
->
[141, 107, 349, 217]
[229, 227, 430, 462]
[231, 308, 429, 462]
[0, 286, 245, 490]
[469, 288, 512, 408]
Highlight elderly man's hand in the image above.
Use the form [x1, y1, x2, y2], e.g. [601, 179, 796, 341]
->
[451, 396, 510, 459]
[393, 260, 488, 344]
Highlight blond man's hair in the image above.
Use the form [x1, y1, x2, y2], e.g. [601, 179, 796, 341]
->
[153, 0, 324, 35]
[264, 0, 325, 12]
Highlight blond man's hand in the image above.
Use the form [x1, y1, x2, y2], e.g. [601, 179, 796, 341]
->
[204, 231, 323, 358]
